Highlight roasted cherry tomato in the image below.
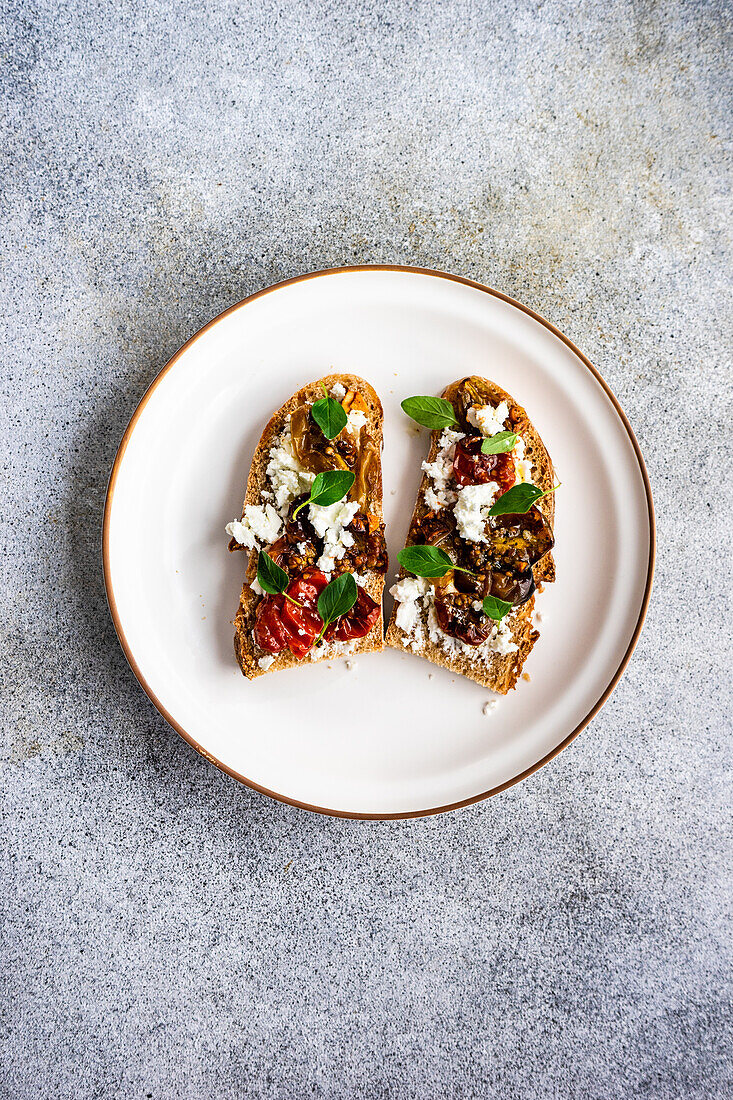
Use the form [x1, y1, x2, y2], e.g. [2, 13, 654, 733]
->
[283, 569, 329, 657]
[253, 569, 329, 659]
[453, 436, 516, 494]
[253, 595, 291, 654]
[327, 586, 380, 642]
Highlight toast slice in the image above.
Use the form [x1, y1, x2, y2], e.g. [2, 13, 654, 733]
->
[386, 376, 555, 693]
[226, 374, 386, 678]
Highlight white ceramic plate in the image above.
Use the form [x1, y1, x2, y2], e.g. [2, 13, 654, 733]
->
[104, 267, 654, 817]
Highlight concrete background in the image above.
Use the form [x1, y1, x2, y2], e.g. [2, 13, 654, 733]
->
[2, 0, 731, 1096]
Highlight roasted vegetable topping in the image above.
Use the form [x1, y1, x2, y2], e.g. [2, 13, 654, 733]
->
[253, 568, 329, 659]
[453, 435, 516, 493]
[450, 378, 494, 433]
[414, 508, 456, 546]
[487, 506, 554, 572]
[327, 586, 380, 643]
[395, 378, 555, 648]
[253, 567, 379, 659]
[434, 591, 492, 647]
[352, 428, 380, 514]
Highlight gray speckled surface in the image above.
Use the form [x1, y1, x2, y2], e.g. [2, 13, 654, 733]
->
[2, 0, 732, 1096]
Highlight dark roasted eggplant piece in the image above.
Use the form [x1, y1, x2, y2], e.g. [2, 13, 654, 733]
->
[487, 505, 554, 572]
[341, 511, 388, 574]
[488, 568, 536, 606]
[414, 508, 456, 546]
[433, 591, 492, 647]
[284, 494, 318, 542]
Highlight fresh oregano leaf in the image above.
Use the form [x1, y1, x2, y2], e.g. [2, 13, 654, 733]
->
[397, 544, 473, 579]
[482, 595, 513, 622]
[256, 550, 289, 595]
[488, 482, 560, 516]
[481, 430, 517, 455]
[401, 396, 458, 430]
[311, 390, 348, 440]
[292, 470, 355, 518]
[315, 572, 358, 643]
[256, 550, 302, 607]
[310, 469, 355, 507]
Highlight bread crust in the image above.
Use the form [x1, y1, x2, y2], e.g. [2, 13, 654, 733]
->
[385, 376, 555, 693]
[231, 374, 385, 678]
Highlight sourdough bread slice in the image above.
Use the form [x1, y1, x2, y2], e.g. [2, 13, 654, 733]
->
[385, 376, 555, 693]
[230, 374, 385, 679]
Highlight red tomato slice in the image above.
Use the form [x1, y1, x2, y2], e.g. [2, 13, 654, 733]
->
[453, 436, 516, 494]
[328, 587, 380, 642]
[253, 594, 290, 654]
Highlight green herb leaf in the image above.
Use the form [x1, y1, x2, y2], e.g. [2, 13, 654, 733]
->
[255, 551, 302, 607]
[482, 595, 513, 622]
[481, 430, 517, 455]
[310, 469, 355, 507]
[292, 470, 355, 518]
[488, 482, 559, 516]
[311, 393, 348, 440]
[397, 544, 473, 579]
[256, 550, 289, 595]
[315, 572, 358, 643]
[401, 396, 458, 430]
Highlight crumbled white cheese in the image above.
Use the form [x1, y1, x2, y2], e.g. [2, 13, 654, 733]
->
[309, 637, 358, 660]
[483, 699, 497, 715]
[424, 486, 442, 511]
[308, 499, 360, 572]
[453, 482, 499, 543]
[513, 436, 534, 485]
[258, 655, 276, 671]
[391, 575, 518, 662]
[390, 575, 429, 641]
[249, 576, 265, 596]
[330, 382, 347, 400]
[346, 409, 368, 434]
[427, 602, 518, 659]
[266, 419, 315, 516]
[226, 503, 282, 551]
[422, 429, 464, 508]
[467, 402, 509, 437]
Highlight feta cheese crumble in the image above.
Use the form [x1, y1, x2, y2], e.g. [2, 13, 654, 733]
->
[308, 499, 360, 572]
[226, 418, 317, 548]
[453, 482, 500, 543]
[467, 401, 509, 437]
[226, 503, 282, 551]
[330, 382, 347, 400]
[346, 409, 368, 434]
[422, 428, 464, 509]
[512, 436, 534, 485]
